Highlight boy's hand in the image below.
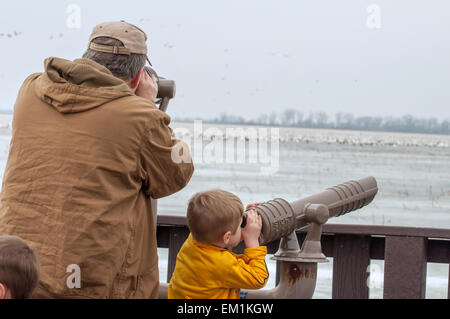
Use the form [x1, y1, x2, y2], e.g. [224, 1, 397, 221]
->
[241, 209, 262, 249]
[246, 202, 263, 211]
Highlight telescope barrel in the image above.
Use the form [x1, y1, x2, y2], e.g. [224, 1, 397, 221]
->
[291, 176, 378, 220]
[249, 176, 378, 244]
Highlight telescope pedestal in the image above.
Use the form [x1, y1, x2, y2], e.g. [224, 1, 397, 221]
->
[246, 203, 330, 299]
[244, 261, 318, 299]
[272, 203, 329, 263]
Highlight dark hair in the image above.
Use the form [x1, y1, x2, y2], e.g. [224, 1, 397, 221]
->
[82, 37, 147, 81]
[0, 235, 40, 299]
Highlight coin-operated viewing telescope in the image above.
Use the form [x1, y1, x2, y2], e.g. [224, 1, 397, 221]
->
[240, 176, 378, 299]
[243, 176, 378, 245]
[144, 66, 176, 113]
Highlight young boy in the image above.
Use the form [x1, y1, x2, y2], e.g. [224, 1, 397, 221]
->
[168, 189, 268, 299]
[0, 235, 40, 299]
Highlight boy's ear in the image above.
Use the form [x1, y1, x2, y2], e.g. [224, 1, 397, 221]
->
[222, 231, 231, 245]
[0, 283, 7, 299]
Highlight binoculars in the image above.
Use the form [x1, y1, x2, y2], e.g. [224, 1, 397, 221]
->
[241, 176, 378, 245]
[144, 66, 176, 112]
[147, 66, 176, 224]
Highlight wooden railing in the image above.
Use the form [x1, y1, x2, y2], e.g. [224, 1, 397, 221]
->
[156, 215, 450, 299]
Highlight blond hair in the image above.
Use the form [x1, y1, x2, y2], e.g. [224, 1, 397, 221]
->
[187, 189, 244, 243]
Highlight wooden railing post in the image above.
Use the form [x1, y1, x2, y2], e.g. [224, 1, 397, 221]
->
[383, 236, 428, 299]
[332, 234, 371, 299]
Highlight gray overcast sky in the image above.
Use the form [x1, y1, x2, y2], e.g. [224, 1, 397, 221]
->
[1, 0, 449, 120]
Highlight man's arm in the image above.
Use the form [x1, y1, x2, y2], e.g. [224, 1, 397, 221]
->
[136, 67, 194, 199]
[139, 110, 194, 199]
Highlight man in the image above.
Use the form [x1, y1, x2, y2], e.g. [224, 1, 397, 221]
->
[0, 21, 194, 298]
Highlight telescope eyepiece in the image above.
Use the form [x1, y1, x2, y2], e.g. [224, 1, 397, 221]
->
[241, 211, 248, 228]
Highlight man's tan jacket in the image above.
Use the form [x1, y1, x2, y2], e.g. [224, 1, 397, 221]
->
[0, 57, 194, 298]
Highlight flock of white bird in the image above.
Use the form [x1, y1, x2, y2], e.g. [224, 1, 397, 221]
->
[170, 122, 450, 148]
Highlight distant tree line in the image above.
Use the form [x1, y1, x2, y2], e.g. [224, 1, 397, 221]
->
[189, 110, 450, 135]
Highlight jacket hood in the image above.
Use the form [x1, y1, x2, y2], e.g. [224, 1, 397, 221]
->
[35, 57, 134, 114]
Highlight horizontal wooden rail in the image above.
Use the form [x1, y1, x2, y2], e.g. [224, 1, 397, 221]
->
[156, 215, 450, 299]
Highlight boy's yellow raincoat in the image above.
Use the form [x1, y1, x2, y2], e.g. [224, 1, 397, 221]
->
[168, 234, 268, 299]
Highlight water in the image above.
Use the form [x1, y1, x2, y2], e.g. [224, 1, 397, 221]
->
[161, 121, 450, 230]
[0, 115, 448, 298]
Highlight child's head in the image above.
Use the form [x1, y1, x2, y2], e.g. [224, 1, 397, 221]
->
[0, 235, 40, 299]
[187, 189, 244, 246]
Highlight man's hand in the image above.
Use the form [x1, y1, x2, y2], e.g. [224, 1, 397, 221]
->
[241, 209, 262, 249]
[135, 69, 158, 102]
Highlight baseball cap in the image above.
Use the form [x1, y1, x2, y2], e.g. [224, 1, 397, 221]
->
[88, 20, 152, 66]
